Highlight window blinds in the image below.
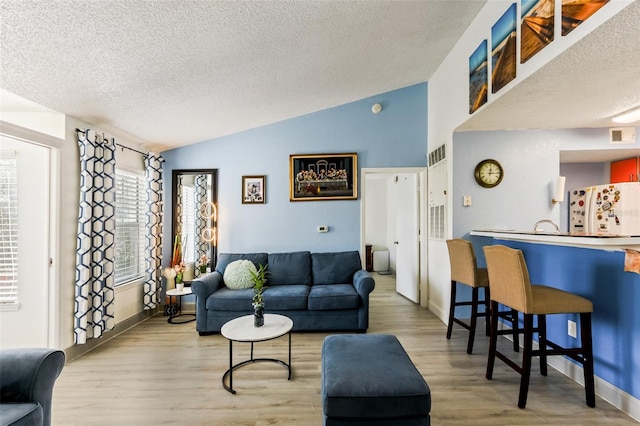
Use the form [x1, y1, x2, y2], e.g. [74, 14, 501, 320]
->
[0, 151, 18, 304]
[115, 169, 146, 285]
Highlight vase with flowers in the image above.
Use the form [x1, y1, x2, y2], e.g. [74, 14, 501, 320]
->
[250, 263, 268, 327]
[198, 254, 209, 275]
[173, 262, 186, 291]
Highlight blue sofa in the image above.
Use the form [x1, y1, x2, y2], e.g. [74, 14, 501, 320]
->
[0, 348, 65, 426]
[191, 250, 376, 334]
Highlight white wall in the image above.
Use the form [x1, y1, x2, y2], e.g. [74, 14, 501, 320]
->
[0, 90, 66, 139]
[364, 175, 389, 251]
[426, 0, 633, 321]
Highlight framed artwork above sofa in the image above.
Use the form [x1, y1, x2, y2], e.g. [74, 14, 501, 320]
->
[289, 152, 357, 201]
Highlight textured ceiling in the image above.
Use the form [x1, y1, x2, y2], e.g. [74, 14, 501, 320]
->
[1, 1, 638, 153]
[0, 0, 485, 150]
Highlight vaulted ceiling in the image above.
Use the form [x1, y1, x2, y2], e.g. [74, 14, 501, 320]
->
[1, 1, 638, 152]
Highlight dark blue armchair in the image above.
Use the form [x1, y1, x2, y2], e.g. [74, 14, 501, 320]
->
[0, 348, 65, 426]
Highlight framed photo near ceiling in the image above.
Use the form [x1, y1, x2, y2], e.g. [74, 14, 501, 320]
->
[562, 0, 609, 36]
[521, 0, 554, 63]
[242, 175, 266, 204]
[469, 39, 488, 114]
[491, 3, 517, 94]
[289, 153, 357, 201]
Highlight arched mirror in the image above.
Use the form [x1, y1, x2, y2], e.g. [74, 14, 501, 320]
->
[171, 169, 218, 273]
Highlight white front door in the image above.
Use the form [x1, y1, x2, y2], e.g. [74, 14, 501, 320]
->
[394, 173, 420, 303]
[0, 136, 51, 348]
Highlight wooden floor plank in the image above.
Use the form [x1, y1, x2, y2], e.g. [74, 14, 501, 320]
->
[52, 275, 637, 425]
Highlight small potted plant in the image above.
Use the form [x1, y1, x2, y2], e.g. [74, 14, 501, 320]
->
[250, 263, 268, 327]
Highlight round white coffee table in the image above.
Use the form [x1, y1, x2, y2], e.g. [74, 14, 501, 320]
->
[165, 287, 196, 324]
[220, 313, 293, 394]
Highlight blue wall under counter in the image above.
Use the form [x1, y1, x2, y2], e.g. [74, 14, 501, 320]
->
[492, 240, 640, 401]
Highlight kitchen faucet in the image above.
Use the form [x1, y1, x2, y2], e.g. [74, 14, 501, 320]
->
[533, 219, 560, 234]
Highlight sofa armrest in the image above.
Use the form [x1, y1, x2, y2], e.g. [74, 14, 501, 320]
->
[191, 272, 224, 333]
[0, 348, 65, 426]
[353, 269, 375, 296]
[191, 271, 224, 299]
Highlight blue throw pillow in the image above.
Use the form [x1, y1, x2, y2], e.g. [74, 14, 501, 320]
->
[311, 251, 361, 285]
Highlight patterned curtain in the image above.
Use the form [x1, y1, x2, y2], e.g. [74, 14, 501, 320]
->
[144, 154, 164, 310]
[74, 129, 116, 344]
[194, 174, 209, 260]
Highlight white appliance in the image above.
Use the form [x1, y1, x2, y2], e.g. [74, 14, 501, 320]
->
[569, 182, 640, 236]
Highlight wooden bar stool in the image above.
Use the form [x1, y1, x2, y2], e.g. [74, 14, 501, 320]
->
[446, 239, 519, 354]
[483, 245, 595, 409]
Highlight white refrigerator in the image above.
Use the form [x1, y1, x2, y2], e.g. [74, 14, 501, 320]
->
[569, 182, 640, 236]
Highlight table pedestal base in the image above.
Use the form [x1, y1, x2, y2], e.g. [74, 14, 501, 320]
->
[223, 335, 292, 394]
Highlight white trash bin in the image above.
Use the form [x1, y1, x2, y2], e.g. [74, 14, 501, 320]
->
[373, 250, 389, 273]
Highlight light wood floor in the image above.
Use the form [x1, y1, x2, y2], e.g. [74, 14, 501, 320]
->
[52, 275, 637, 425]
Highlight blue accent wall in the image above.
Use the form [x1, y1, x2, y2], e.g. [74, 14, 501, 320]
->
[162, 83, 427, 261]
[488, 240, 640, 400]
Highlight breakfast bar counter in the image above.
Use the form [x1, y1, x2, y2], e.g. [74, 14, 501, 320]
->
[468, 230, 640, 414]
[470, 229, 640, 251]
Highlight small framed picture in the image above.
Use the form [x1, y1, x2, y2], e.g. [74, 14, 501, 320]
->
[242, 175, 266, 204]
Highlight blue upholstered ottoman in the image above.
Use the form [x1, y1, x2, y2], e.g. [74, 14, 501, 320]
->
[321, 334, 431, 425]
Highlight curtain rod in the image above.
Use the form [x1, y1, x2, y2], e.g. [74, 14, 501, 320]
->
[75, 128, 148, 157]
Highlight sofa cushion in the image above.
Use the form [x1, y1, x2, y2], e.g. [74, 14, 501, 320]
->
[311, 251, 362, 285]
[223, 260, 257, 289]
[207, 287, 254, 311]
[216, 253, 268, 275]
[262, 285, 310, 310]
[267, 251, 311, 285]
[1, 402, 43, 426]
[308, 284, 360, 310]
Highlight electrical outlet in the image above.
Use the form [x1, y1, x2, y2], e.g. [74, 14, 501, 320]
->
[568, 320, 577, 338]
[317, 225, 329, 233]
[463, 195, 472, 207]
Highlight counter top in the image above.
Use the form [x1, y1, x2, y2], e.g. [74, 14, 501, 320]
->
[470, 230, 640, 251]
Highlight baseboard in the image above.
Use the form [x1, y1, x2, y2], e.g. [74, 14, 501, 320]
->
[64, 308, 158, 362]
[428, 300, 447, 325]
[547, 355, 640, 422]
[498, 324, 640, 422]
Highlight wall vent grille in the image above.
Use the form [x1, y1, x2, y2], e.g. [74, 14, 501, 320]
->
[429, 204, 445, 240]
[609, 127, 636, 144]
[428, 144, 446, 167]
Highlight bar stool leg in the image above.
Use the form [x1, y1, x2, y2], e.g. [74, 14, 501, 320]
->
[486, 301, 499, 380]
[511, 309, 520, 352]
[467, 287, 479, 354]
[446, 280, 457, 340]
[484, 287, 491, 337]
[581, 312, 596, 408]
[538, 314, 547, 376]
[518, 314, 534, 409]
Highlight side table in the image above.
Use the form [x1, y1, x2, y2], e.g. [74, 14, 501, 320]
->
[220, 313, 293, 394]
[166, 287, 196, 324]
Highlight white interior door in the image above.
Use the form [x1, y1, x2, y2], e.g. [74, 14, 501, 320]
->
[394, 173, 420, 303]
[0, 136, 51, 348]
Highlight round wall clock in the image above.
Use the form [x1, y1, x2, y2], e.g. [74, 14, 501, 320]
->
[474, 159, 504, 188]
